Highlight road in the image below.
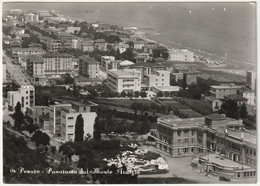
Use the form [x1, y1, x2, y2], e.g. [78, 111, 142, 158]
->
[3, 51, 31, 86]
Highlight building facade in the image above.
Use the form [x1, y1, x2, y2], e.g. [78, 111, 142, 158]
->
[8, 85, 35, 113]
[42, 53, 74, 75]
[78, 55, 100, 78]
[101, 56, 116, 71]
[107, 69, 141, 93]
[168, 49, 194, 62]
[146, 70, 170, 88]
[210, 85, 239, 99]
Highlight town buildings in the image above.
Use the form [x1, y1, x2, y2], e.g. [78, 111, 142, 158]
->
[26, 55, 45, 78]
[7, 85, 35, 113]
[42, 53, 74, 75]
[107, 69, 141, 93]
[47, 40, 62, 52]
[168, 49, 194, 62]
[242, 91, 255, 106]
[146, 70, 170, 88]
[11, 47, 46, 58]
[26, 106, 50, 125]
[78, 55, 100, 78]
[25, 13, 39, 22]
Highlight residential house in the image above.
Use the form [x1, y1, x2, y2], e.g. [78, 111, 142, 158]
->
[101, 56, 116, 71]
[210, 85, 240, 99]
[224, 94, 248, 107]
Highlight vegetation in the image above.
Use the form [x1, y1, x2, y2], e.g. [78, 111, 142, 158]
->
[74, 114, 84, 143]
[13, 102, 24, 131]
[31, 130, 50, 149]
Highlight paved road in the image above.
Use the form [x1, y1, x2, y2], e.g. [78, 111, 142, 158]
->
[3, 51, 31, 86]
[3, 109, 14, 126]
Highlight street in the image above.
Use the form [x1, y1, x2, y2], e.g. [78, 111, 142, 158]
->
[3, 51, 31, 86]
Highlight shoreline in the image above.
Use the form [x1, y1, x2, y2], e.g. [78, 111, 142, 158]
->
[55, 12, 255, 72]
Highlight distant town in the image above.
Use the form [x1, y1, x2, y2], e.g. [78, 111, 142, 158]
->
[2, 8, 257, 184]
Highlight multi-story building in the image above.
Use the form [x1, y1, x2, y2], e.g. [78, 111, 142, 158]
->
[131, 62, 166, 81]
[133, 40, 145, 50]
[71, 39, 79, 49]
[78, 55, 100, 78]
[224, 94, 248, 107]
[42, 53, 74, 75]
[183, 71, 202, 85]
[49, 102, 72, 136]
[8, 85, 35, 113]
[101, 56, 116, 71]
[26, 55, 45, 78]
[168, 49, 194, 62]
[94, 39, 107, 51]
[47, 40, 62, 52]
[204, 96, 222, 112]
[135, 52, 150, 63]
[26, 106, 50, 125]
[146, 70, 170, 88]
[210, 85, 240, 99]
[107, 69, 141, 93]
[66, 27, 80, 34]
[11, 47, 46, 58]
[156, 113, 256, 180]
[25, 13, 39, 22]
[242, 91, 255, 106]
[39, 113, 50, 131]
[246, 70, 256, 91]
[61, 101, 98, 141]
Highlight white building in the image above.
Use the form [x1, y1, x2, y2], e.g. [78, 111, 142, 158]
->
[168, 49, 194, 62]
[71, 39, 79, 49]
[210, 85, 240, 99]
[107, 69, 141, 93]
[243, 91, 255, 106]
[146, 70, 170, 89]
[246, 70, 256, 91]
[61, 102, 98, 141]
[25, 13, 39, 22]
[66, 27, 80, 34]
[101, 56, 116, 71]
[7, 85, 35, 113]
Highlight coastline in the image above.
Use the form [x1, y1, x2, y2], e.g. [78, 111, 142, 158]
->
[56, 12, 255, 73]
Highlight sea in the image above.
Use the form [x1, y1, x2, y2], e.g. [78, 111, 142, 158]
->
[4, 2, 256, 69]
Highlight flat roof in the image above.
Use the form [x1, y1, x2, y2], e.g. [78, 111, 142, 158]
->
[27, 55, 44, 63]
[224, 94, 248, 101]
[211, 85, 240, 89]
[153, 85, 181, 92]
[108, 70, 139, 78]
[131, 62, 164, 68]
[43, 52, 73, 58]
[159, 117, 204, 127]
[78, 55, 99, 63]
[200, 154, 251, 169]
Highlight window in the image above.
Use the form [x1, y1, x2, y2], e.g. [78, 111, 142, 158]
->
[68, 125, 74, 128]
[178, 139, 182, 145]
[68, 133, 73, 136]
[237, 172, 240, 178]
[68, 117, 74, 120]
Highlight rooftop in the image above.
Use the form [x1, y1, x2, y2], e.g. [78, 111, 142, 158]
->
[224, 94, 248, 101]
[159, 117, 205, 128]
[79, 55, 99, 63]
[211, 85, 240, 89]
[43, 52, 73, 58]
[119, 60, 135, 66]
[12, 47, 45, 52]
[153, 85, 181, 92]
[27, 55, 44, 63]
[71, 101, 98, 107]
[200, 154, 252, 169]
[131, 62, 164, 68]
[108, 69, 140, 78]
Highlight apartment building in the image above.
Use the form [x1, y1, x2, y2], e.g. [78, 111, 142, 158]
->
[156, 113, 256, 180]
[210, 85, 240, 99]
[61, 101, 98, 141]
[49, 102, 72, 136]
[135, 52, 150, 63]
[26, 106, 50, 125]
[168, 49, 194, 62]
[242, 91, 255, 106]
[47, 40, 63, 52]
[8, 85, 35, 113]
[26, 55, 45, 77]
[42, 53, 74, 75]
[107, 69, 141, 93]
[12, 47, 46, 58]
[183, 71, 202, 85]
[101, 56, 116, 71]
[25, 13, 39, 22]
[146, 70, 170, 88]
[78, 55, 100, 78]
[131, 62, 166, 81]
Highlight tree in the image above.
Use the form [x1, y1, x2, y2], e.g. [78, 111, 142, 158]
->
[121, 91, 127, 97]
[64, 73, 74, 85]
[25, 123, 38, 136]
[50, 146, 56, 155]
[73, 84, 80, 97]
[157, 91, 164, 97]
[134, 91, 140, 98]
[239, 103, 248, 118]
[59, 142, 76, 164]
[13, 102, 24, 131]
[220, 100, 239, 119]
[140, 91, 147, 98]
[31, 130, 50, 149]
[74, 114, 84, 143]
[93, 117, 101, 140]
